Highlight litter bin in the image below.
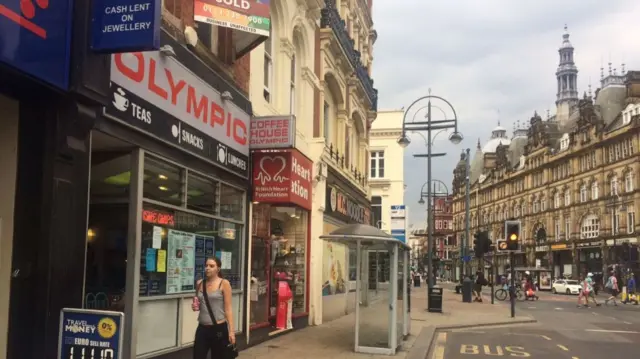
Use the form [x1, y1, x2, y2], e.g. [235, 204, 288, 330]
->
[462, 277, 473, 303]
[428, 286, 443, 313]
[414, 275, 421, 287]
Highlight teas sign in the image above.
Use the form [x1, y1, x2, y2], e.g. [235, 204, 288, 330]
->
[91, 0, 161, 53]
[252, 149, 313, 210]
[250, 115, 296, 149]
[58, 308, 124, 359]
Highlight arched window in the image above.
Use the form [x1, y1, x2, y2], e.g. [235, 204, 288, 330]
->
[625, 171, 634, 192]
[610, 175, 619, 195]
[323, 77, 340, 146]
[580, 214, 600, 239]
[554, 192, 561, 208]
[591, 181, 599, 200]
[580, 184, 587, 203]
[564, 191, 571, 206]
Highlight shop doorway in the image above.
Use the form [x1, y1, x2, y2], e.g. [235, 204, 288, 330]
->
[85, 131, 135, 312]
[0, 95, 19, 359]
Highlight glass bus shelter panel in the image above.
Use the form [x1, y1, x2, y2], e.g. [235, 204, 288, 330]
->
[396, 248, 405, 343]
[357, 246, 391, 349]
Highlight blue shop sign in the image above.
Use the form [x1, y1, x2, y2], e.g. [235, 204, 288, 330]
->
[91, 0, 160, 53]
[58, 308, 125, 359]
[0, 0, 73, 90]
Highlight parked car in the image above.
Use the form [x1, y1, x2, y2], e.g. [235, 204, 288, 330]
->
[551, 279, 582, 295]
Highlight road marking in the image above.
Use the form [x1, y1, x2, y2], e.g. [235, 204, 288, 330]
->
[572, 357, 580, 359]
[554, 307, 564, 310]
[623, 321, 632, 324]
[432, 332, 447, 359]
[585, 329, 640, 334]
[505, 333, 551, 341]
[541, 335, 552, 341]
[557, 344, 569, 351]
[591, 312, 599, 316]
[527, 306, 536, 309]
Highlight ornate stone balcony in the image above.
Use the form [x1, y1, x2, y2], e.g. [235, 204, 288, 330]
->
[320, 0, 378, 111]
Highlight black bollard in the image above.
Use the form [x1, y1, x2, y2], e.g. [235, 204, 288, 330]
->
[462, 276, 473, 303]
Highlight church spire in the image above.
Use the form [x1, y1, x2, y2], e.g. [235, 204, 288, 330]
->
[555, 24, 579, 106]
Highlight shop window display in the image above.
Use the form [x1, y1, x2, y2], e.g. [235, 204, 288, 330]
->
[250, 204, 308, 328]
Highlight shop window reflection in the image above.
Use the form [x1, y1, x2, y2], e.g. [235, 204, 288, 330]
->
[143, 156, 184, 206]
[186, 172, 219, 216]
[220, 184, 244, 220]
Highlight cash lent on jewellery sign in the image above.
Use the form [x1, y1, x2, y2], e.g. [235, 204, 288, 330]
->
[249, 115, 296, 149]
[390, 205, 407, 243]
[194, 0, 271, 37]
[90, 0, 161, 53]
[58, 308, 124, 359]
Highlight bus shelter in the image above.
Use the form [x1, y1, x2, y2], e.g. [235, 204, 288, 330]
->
[320, 224, 410, 355]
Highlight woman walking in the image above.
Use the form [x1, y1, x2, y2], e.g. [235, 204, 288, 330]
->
[604, 270, 620, 307]
[192, 257, 236, 359]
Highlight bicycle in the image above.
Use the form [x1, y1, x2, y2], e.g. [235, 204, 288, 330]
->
[494, 287, 524, 301]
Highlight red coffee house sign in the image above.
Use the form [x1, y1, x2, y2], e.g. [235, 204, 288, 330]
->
[252, 149, 313, 210]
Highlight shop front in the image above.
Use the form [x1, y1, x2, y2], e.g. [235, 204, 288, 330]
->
[248, 149, 313, 344]
[534, 245, 550, 269]
[575, 241, 604, 279]
[84, 30, 252, 358]
[322, 169, 372, 322]
[550, 243, 573, 279]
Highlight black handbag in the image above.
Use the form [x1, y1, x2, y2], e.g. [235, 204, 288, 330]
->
[201, 280, 239, 359]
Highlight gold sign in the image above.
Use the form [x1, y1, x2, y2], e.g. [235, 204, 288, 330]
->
[551, 244, 567, 250]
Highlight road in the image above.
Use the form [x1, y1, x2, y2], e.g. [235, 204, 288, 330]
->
[431, 286, 640, 358]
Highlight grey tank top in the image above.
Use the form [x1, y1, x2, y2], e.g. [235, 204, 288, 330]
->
[197, 281, 226, 324]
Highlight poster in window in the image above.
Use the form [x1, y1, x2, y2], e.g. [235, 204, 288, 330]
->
[166, 230, 196, 294]
[194, 235, 216, 283]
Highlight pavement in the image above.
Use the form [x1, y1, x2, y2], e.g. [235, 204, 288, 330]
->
[428, 284, 640, 359]
[240, 282, 536, 359]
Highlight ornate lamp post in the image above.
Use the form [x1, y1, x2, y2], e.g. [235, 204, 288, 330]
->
[398, 91, 463, 288]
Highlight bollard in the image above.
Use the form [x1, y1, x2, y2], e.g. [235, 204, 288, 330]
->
[462, 277, 473, 303]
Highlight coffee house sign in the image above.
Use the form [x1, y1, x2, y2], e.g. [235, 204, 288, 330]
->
[326, 186, 371, 224]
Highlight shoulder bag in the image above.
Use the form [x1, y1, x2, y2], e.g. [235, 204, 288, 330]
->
[200, 280, 239, 359]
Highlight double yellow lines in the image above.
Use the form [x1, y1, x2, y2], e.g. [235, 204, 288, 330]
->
[431, 332, 447, 359]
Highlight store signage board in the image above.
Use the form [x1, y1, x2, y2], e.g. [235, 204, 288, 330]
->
[194, 0, 271, 37]
[58, 308, 124, 359]
[0, 0, 73, 90]
[250, 115, 296, 149]
[90, 0, 161, 53]
[252, 149, 312, 210]
[326, 186, 371, 225]
[390, 205, 407, 243]
[106, 52, 250, 177]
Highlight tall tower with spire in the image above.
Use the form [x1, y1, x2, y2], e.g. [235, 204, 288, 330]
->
[555, 25, 579, 124]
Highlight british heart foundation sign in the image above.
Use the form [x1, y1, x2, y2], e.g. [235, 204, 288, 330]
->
[252, 149, 312, 210]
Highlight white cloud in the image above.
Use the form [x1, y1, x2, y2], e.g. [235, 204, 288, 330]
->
[371, 0, 640, 225]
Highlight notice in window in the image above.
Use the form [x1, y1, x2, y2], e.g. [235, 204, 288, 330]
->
[166, 230, 196, 294]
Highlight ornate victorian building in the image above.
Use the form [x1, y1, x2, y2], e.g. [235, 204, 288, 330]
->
[451, 28, 640, 281]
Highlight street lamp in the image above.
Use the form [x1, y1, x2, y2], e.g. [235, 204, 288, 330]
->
[398, 92, 462, 289]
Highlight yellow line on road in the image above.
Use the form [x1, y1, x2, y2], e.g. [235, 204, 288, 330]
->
[432, 332, 447, 359]
[572, 357, 579, 359]
[557, 344, 569, 351]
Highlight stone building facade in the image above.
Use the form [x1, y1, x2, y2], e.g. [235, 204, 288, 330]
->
[451, 28, 640, 283]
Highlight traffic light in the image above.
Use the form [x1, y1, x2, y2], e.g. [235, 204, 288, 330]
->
[473, 231, 481, 258]
[505, 220, 521, 251]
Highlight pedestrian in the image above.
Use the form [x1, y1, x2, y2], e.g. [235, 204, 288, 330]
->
[474, 270, 487, 302]
[191, 257, 237, 359]
[604, 270, 620, 307]
[577, 274, 589, 308]
[585, 273, 601, 307]
[623, 273, 636, 305]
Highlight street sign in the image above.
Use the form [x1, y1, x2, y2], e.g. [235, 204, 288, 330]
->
[497, 239, 508, 251]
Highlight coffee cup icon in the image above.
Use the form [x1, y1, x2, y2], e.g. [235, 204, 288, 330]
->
[113, 88, 129, 111]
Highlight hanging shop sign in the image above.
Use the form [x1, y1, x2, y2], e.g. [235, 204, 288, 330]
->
[194, 0, 271, 37]
[106, 52, 249, 177]
[326, 186, 371, 225]
[252, 149, 313, 210]
[0, 0, 73, 90]
[58, 308, 124, 359]
[90, 0, 161, 53]
[249, 115, 296, 149]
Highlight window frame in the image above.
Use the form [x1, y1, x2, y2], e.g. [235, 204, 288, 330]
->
[369, 150, 385, 178]
[627, 211, 636, 234]
[263, 35, 273, 102]
[289, 53, 296, 115]
[580, 215, 600, 239]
